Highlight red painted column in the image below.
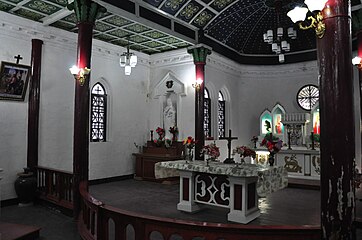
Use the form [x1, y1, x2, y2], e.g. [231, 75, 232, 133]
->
[27, 39, 43, 169]
[73, 22, 93, 218]
[318, 0, 355, 238]
[195, 62, 205, 160]
[187, 45, 211, 160]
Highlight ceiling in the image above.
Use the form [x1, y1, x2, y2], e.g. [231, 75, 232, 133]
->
[1, 0, 362, 64]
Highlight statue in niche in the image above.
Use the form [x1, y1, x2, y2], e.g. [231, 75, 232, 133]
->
[163, 95, 177, 140]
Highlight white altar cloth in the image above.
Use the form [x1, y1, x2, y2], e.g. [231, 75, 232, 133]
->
[155, 160, 288, 197]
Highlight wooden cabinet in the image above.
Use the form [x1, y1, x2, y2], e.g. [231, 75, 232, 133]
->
[133, 141, 183, 181]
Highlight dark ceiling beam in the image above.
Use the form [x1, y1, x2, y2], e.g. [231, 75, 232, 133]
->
[96, 0, 198, 44]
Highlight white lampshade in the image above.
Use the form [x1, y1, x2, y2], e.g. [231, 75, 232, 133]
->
[130, 55, 137, 67]
[120, 55, 126, 67]
[305, 0, 328, 12]
[287, 7, 308, 23]
[352, 56, 362, 65]
[279, 54, 285, 63]
[277, 27, 283, 37]
[267, 30, 273, 40]
[69, 65, 80, 75]
[281, 41, 288, 50]
[272, 43, 278, 52]
[125, 65, 131, 75]
[276, 46, 281, 54]
[263, 33, 268, 42]
[286, 43, 290, 52]
[292, 30, 297, 39]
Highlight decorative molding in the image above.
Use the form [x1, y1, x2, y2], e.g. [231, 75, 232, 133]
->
[153, 71, 186, 99]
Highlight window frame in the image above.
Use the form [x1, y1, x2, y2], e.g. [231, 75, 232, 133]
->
[90, 83, 107, 142]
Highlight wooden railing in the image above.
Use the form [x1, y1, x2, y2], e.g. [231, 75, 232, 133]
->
[35, 166, 73, 210]
[78, 181, 321, 240]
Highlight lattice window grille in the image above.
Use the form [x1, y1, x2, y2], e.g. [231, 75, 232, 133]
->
[218, 92, 225, 138]
[91, 83, 107, 142]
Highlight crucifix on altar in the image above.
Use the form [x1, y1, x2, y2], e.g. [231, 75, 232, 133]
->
[219, 129, 238, 163]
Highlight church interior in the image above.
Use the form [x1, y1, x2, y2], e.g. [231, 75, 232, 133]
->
[0, 0, 362, 239]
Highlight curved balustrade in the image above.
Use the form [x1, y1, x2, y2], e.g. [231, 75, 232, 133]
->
[78, 181, 321, 240]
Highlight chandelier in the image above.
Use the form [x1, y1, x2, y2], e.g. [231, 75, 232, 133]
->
[263, 26, 297, 63]
[119, 39, 137, 75]
[263, 0, 297, 63]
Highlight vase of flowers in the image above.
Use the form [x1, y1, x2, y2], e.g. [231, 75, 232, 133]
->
[153, 127, 165, 147]
[183, 136, 196, 161]
[233, 146, 256, 166]
[169, 126, 178, 141]
[260, 133, 283, 166]
[201, 143, 220, 166]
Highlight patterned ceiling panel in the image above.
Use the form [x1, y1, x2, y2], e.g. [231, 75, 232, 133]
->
[0, 2, 14, 11]
[160, 0, 188, 15]
[103, 15, 132, 27]
[142, 30, 167, 39]
[129, 35, 150, 43]
[142, 41, 164, 48]
[210, 0, 237, 11]
[15, 8, 45, 21]
[50, 21, 75, 31]
[160, 36, 182, 44]
[6, 0, 23, 4]
[124, 23, 151, 33]
[108, 28, 132, 38]
[23, 0, 61, 15]
[191, 9, 215, 28]
[176, 1, 203, 23]
[46, 0, 68, 7]
[62, 13, 77, 24]
[94, 21, 114, 32]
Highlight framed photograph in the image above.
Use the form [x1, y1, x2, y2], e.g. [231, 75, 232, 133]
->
[0, 61, 30, 101]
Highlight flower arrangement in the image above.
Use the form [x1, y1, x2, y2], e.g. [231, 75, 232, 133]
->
[234, 146, 256, 159]
[201, 143, 220, 161]
[183, 136, 196, 149]
[153, 127, 165, 147]
[260, 133, 283, 154]
[169, 126, 178, 141]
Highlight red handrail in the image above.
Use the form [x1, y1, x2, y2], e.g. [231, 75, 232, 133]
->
[78, 181, 321, 240]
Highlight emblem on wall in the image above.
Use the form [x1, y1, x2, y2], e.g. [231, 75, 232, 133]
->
[284, 154, 302, 173]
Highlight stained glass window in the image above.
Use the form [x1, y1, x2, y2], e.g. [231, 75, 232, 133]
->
[204, 88, 211, 138]
[218, 91, 225, 138]
[91, 83, 107, 142]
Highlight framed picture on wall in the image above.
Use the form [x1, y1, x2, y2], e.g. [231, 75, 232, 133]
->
[0, 61, 30, 101]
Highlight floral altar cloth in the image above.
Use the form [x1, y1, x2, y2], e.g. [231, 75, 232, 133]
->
[155, 160, 288, 197]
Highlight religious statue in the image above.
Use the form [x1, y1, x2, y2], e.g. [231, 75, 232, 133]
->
[275, 115, 283, 134]
[163, 97, 176, 140]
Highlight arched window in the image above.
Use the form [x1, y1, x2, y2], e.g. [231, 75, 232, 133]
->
[90, 83, 107, 142]
[204, 88, 211, 138]
[218, 91, 226, 138]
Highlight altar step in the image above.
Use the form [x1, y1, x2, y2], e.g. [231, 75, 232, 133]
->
[0, 222, 40, 240]
[288, 177, 320, 190]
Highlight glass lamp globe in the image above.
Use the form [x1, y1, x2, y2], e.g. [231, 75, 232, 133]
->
[120, 55, 127, 67]
[287, 7, 308, 23]
[125, 65, 132, 76]
[130, 55, 137, 67]
[69, 65, 80, 75]
[305, 0, 328, 12]
[352, 56, 362, 66]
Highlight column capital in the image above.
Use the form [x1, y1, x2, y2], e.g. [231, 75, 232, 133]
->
[67, 0, 106, 24]
[187, 44, 212, 64]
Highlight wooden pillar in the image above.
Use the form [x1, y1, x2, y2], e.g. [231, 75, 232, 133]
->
[187, 45, 211, 160]
[27, 39, 43, 169]
[68, 0, 106, 219]
[317, 1, 355, 239]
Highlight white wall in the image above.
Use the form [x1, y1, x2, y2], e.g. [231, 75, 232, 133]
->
[0, 12, 150, 200]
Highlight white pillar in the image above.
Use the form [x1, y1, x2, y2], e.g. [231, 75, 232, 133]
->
[177, 170, 201, 212]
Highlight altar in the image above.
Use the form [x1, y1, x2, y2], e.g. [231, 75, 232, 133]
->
[155, 160, 288, 224]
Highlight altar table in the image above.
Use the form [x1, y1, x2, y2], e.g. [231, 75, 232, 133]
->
[155, 160, 288, 224]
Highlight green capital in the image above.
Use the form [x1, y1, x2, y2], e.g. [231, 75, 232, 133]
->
[187, 46, 212, 64]
[67, 0, 106, 24]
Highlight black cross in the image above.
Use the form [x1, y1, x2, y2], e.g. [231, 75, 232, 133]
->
[14, 54, 23, 64]
[219, 129, 238, 163]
